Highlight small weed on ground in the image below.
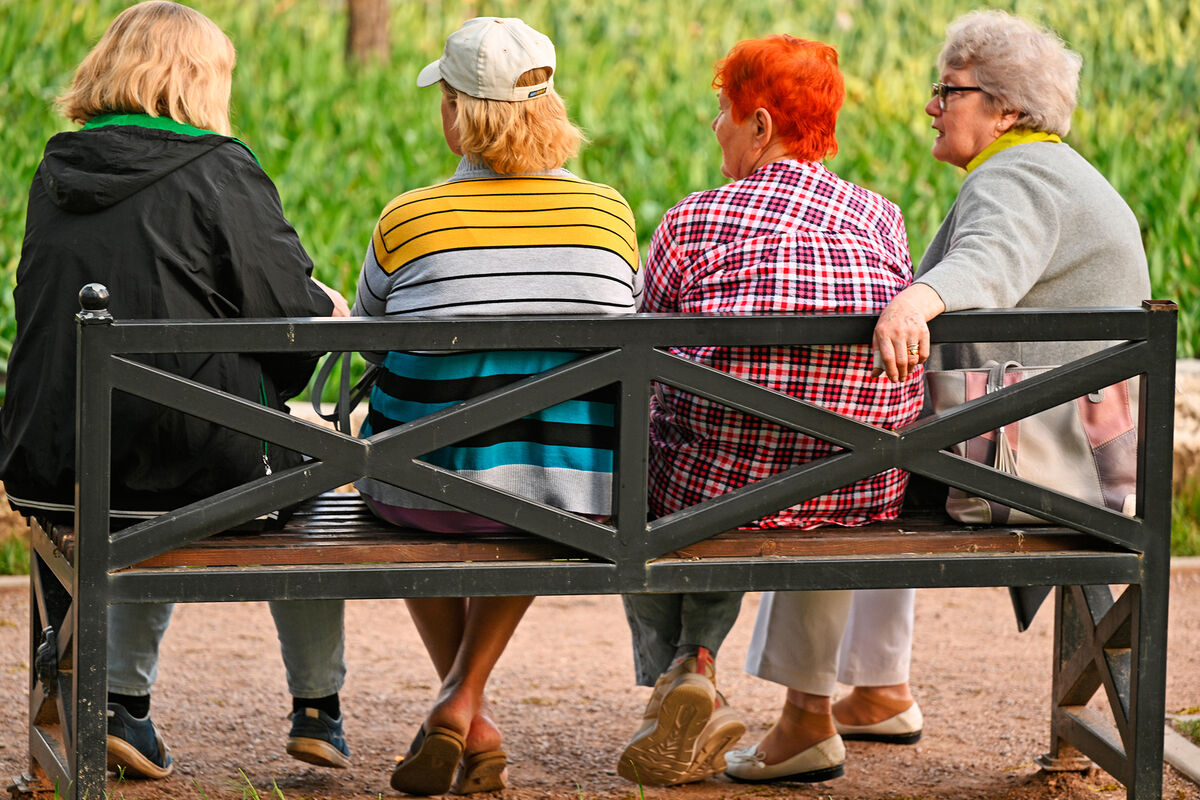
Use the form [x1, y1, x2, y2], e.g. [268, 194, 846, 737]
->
[1175, 718, 1200, 746]
[226, 771, 288, 800]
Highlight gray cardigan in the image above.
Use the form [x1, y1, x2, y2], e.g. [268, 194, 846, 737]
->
[916, 141, 1150, 369]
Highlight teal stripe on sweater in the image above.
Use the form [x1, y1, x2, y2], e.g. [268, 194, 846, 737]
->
[370, 393, 614, 426]
[421, 440, 613, 473]
[383, 349, 580, 379]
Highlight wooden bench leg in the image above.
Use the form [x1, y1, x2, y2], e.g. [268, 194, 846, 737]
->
[26, 531, 74, 798]
[1043, 582, 1166, 800]
[24, 519, 111, 800]
[14, 558, 62, 800]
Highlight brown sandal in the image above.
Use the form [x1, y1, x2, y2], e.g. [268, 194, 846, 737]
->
[451, 749, 507, 794]
[390, 725, 466, 796]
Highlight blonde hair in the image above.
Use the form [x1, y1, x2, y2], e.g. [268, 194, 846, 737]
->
[939, 10, 1081, 136]
[57, 1, 236, 136]
[442, 68, 584, 174]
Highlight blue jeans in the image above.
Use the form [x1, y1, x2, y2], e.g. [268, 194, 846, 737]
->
[622, 591, 744, 686]
[107, 599, 346, 698]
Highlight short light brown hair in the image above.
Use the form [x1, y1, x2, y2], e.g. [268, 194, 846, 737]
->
[939, 10, 1081, 136]
[442, 67, 584, 174]
[57, 1, 236, 135]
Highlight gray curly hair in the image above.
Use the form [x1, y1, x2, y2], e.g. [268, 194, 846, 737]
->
[939, 10, 1082, 136]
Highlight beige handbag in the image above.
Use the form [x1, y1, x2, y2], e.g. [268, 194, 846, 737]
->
[925, 360, 1139, 525]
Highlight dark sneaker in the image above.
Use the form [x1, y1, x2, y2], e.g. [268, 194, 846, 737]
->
[106, 702, 173, 779]
[287, 707, 350, 768]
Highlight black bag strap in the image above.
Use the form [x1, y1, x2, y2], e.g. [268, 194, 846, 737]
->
[310, 352, 379, 435]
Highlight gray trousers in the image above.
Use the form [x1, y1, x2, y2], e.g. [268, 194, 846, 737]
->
[622, 591, 744, 686]
[107, 599, 346, 699]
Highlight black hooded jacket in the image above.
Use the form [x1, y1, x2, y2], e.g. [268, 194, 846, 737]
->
[0, 120, 334, 521]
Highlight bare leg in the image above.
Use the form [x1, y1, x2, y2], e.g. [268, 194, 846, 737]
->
[405, 597, 466, 677]
[405, 596, 533, 754]
[754, 690, 837, 765]
[832, 683, 914, 726]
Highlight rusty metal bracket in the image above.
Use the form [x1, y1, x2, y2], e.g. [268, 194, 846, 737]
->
[7, 769, 57, 800]
[33, 628, 57, 695]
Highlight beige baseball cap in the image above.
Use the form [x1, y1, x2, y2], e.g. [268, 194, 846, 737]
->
[416, 17, 555, 102]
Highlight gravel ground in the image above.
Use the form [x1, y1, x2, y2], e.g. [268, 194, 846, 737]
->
[0, 575, 1197, 800]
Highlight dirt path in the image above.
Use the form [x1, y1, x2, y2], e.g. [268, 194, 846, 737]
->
[1, 575, 1198, 800]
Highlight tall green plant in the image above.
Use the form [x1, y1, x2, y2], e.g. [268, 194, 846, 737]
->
[2, 0, 1198, 384]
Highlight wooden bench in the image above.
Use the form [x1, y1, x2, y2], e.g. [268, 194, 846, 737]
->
[18, 285, 1177, 800]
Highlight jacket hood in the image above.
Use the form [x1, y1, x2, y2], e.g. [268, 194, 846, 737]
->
[39, 126, 229, 213]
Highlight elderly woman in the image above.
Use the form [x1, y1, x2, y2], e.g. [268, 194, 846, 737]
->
[352, 17, 640, 796]
[735, 9, 1151, 783]
[0, 1, 351, 780]
[617, 35, 922, 787]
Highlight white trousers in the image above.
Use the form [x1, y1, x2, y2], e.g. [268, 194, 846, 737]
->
[745, 588, 914, 696]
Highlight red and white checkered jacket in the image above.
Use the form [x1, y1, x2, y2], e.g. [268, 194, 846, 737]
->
[646, 159, 924, 529]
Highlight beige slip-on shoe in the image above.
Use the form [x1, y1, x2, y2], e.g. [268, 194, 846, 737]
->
[834, 701, 923, 744]
[724, 734, 846, 783]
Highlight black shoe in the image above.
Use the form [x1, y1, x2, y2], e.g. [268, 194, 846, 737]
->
[287, 707, 351, 768]
[106, 702, 173, 779]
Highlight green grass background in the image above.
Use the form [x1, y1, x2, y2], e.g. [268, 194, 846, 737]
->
[0, 1, 1198, 568]
[2, 0, 1198, 375]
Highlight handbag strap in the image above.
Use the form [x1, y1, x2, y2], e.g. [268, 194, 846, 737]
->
[985, 360, 1022, 476]
[310, 352, 379, 435]
[985, 360, 1022, 394]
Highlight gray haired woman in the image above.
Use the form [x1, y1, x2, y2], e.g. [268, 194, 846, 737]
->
[873, 8, 1149, 376]
[730, 9, 1150, 784]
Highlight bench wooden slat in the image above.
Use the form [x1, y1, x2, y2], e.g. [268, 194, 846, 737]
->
[93, 495, 1116, 570]
[668, 526, 1105, 559]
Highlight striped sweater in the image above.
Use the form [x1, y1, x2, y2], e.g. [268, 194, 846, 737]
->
[352, 159, 641, 517]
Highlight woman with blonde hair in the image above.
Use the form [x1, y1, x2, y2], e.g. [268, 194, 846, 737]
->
[0, 0, 350, 780]
[353, 16, 640, 796]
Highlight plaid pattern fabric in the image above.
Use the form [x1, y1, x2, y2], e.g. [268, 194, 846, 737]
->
[646, 160, 924, 529]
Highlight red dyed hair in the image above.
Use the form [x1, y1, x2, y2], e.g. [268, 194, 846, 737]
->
[713, 35, 843, 161]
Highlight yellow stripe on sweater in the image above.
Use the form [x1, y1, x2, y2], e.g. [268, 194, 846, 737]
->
[373, 176, 639, 274]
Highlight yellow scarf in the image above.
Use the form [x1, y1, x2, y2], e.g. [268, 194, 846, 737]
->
[965, 129, 1062, 173]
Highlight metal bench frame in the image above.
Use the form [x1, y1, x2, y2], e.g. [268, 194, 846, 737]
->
[22, 287, 1176, 799]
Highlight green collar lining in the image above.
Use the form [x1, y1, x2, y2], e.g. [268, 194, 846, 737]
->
[83, 112, 259, 165]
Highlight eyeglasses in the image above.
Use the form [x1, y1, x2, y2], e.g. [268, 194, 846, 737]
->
[931, 82, 983, 110]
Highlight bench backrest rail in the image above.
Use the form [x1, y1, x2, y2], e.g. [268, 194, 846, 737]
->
[73, 295, 1176, 581]
[27, 289, 1173, 800]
